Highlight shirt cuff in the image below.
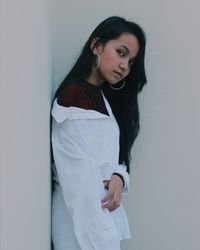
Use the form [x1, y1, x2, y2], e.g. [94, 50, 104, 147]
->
[113, 164, 130, 194]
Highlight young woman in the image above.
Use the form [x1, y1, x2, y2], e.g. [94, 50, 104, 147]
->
[51, 16, 147, 250]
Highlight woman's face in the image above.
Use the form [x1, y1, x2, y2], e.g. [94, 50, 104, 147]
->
[91, 33, 140, 85]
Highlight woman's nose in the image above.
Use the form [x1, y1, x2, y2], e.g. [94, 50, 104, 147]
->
[119, 59, 129, 71]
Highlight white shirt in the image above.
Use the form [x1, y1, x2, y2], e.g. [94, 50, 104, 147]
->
[51, 93, 131, 250]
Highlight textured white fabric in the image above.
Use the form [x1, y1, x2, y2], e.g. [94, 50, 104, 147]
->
[51, 93, 131, 250]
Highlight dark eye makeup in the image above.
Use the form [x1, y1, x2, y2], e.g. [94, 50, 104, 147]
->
[116, 49, 127, 57]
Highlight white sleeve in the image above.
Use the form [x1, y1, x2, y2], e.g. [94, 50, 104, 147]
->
[52, 114, 120, 250]
[113, 164, 130, 194]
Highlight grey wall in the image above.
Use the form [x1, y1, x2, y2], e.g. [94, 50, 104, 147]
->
[0, 0, 52, 250]
[53, 1, 200, 250]
[0, 0, 199, 250]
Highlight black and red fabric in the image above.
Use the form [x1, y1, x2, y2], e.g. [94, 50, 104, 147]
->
[57, 80, 109, 116]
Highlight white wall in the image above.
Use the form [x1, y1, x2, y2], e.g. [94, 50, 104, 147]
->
[0, 0, 52, 250]
[53, 1, 200, 250]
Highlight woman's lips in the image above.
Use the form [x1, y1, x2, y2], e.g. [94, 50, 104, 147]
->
[113, 71, 123, 78]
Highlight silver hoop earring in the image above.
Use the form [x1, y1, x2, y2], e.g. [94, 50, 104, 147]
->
[109, 80, 126, 90]
[95, 54, 100, 70]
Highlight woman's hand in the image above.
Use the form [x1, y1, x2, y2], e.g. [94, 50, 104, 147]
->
[101, 174, 123, 211]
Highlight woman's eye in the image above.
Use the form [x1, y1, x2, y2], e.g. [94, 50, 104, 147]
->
[117, 49, 126, 57]
[129, 58, 135, 67]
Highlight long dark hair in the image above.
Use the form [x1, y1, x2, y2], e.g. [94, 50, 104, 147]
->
[54, 16, 147, 172]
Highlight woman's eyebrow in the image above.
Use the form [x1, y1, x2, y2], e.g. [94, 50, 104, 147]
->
[120, 45, 130, 53]
[121, 45, 136, 59]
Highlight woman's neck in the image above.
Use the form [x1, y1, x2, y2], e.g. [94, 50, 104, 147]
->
[85, 67, 105, 87]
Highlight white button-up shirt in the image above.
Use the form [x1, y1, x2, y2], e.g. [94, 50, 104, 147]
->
[51, 92, 131, 250]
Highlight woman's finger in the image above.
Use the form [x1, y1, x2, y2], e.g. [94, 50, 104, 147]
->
[101, 191, 113, 204]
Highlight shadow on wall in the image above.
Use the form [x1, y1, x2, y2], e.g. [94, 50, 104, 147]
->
[51, 240, 54, 250]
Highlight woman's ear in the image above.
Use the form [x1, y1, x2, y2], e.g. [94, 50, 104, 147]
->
[90, 37, 102, 55]
[90, 37, 99, 50]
